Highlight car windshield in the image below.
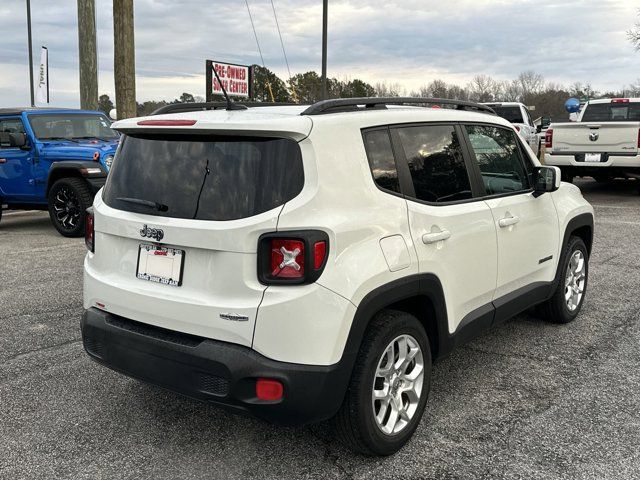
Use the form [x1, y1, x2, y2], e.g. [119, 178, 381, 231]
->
[28, 114, 119, 141]
[581, 102, 640, 122]
[490, 106, 524, 124]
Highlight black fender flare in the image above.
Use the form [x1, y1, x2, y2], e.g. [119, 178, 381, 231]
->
[46, 161, 107, 195]
[546, 211, 594, 296]
[339, 274, 450, 369]
[561, 212, 594, 255]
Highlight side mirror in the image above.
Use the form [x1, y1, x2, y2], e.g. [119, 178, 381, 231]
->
[533, 166, 561, 196]
[9, 132, 28, 149]
[536, 125, 542, 134]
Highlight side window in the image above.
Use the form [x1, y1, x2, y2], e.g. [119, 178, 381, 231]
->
[396, 124, 472, 203]
[0, 118, 26, 148]
[363, 129, 401, 194]
[466, 125, 530, 196]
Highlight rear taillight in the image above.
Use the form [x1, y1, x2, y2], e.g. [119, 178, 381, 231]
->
[85, 207, 94, 252]
[270, 239, 305, 279]
[258, 231, 329, 285]
[545, 128, 553, 148]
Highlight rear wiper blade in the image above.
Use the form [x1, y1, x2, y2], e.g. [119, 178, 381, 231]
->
[116, 197, 168, 212]
[40, 136, 79, 143]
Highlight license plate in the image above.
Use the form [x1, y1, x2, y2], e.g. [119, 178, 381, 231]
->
[584, 153, 602, 162]
[136, 244, 184, 286]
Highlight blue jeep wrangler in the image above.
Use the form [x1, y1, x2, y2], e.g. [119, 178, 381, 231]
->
[0, 108, 118, 236]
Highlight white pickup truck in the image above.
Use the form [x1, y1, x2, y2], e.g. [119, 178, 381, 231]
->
[483, 102, 539, 154]
[544, 98, 640, 182]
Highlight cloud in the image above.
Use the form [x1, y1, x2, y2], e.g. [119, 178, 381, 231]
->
[0, 0, 638, 107]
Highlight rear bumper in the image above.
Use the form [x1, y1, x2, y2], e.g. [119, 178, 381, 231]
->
[544, 153, 640, 168]
[81, 307, 354, 425]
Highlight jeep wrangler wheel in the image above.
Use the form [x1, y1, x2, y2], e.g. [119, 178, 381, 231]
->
[540, 236, 588, 324]
[48, 178, 93, 237]
[335, 310, 431, 455]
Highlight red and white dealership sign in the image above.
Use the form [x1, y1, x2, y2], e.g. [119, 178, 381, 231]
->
[206, 60, 252, 99]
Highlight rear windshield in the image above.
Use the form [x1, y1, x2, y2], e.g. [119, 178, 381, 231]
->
[581, 102, 640, 122]
[102, 134, 304, 221]
[490, 106, 524, 124]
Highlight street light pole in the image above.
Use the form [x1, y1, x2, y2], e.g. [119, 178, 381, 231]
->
[321, 0, 328, 100]
[26, 0, 35, 107]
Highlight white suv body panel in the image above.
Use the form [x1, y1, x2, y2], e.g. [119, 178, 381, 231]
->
[485, 192, 559, 298]
[86, 105, 593, 369]
[407, 199, 497, 332]
[83, 194, 277, 347]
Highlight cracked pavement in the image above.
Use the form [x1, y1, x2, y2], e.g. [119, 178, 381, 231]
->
[1, 180, 639, 479]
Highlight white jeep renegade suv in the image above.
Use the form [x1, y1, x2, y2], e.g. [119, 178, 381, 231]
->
[81, 98, 594, 456]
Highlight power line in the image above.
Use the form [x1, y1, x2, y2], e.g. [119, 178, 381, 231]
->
[245, 0, 265, 69]
[270, 0, 291, 82]
[245, 0, 274, 101]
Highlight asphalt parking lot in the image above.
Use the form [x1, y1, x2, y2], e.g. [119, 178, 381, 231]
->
[1, 180, 639, 480]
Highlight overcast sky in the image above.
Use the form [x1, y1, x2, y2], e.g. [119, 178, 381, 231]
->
[0, 0, 638, 107]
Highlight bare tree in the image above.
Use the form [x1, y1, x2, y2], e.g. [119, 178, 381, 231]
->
[498, 79, 522, 102]
[374, 82, 404, 97]
[518, 71, 545, 103]
[628, 80, 640, 96]
[446, 85, 469, 101]
[467, 74, 498, 102]
[629, 9, 640, 50]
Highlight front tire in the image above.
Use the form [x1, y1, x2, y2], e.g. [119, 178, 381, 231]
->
[335, 310, 431, 456]
[48, 177, 93, 237]
[540, 236, 588, 324]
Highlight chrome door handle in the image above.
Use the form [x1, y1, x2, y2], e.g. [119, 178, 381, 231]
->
[0, 158, 6, 164]
[498, 215, 520, 228]
[422, 229, 451, 244]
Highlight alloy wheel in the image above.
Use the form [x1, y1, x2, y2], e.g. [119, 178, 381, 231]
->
[371, 334, 424, 435]
[52, 186, 81, 230]
[565, 250, 586, 311]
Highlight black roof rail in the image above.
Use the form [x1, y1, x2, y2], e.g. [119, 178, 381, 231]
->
[299, 97, 496, 116]
[151, 102, 301, 116]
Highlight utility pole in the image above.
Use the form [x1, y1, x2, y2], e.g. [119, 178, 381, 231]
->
[77, 0, 99, 110]
[26, 0, 35, 106]
[113, 0, 136, 119]
[321, 0, 328, 100]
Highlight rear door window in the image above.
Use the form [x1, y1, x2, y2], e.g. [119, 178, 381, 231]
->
[395, 124, 473, 203]
[362, 129, 401, 194]
[465, 125, 531, 196]
[103, 134, 304, 221]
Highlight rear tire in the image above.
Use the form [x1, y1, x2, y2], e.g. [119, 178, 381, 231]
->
[540, 236, 588, 324]
[48, 177, 93, 237]
[334, 310, 431, 456]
